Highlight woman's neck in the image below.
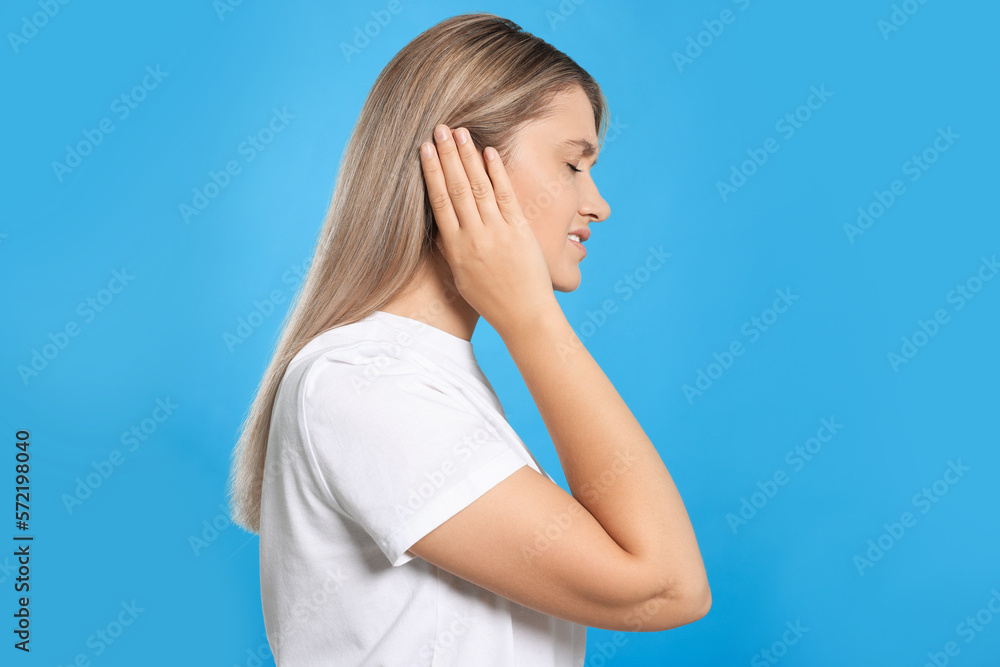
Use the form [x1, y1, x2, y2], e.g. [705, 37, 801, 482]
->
[379, 250, 481, 342]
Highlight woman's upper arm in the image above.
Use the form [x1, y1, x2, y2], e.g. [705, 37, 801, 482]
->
[408, 465, 710, 632]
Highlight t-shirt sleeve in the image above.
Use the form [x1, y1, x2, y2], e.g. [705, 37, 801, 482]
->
[300, 355, 531, 567]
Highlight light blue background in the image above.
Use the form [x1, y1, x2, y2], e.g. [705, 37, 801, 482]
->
[3, 0, 998, 665]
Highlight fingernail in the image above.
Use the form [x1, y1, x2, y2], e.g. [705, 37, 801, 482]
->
[421, 142, 433, 157]
[456, 128, 468, 145]
[435, 125, 449, 142]
[485, 147, 496, 161]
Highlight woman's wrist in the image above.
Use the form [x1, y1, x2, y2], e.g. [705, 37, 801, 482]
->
[496, 295, 573, 357]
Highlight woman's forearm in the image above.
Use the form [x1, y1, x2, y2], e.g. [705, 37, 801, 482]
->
[499, 301, 710, 605]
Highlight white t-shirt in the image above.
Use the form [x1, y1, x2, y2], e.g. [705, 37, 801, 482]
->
[259, 310, 587, 666]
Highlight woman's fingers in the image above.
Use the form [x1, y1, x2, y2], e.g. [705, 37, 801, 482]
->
[433, 125, 486, 229]
[416, 123, 556, 335]
[419, 130, 460, 238]
[419, 122, 528, 241]
[446, 126, 527, 231]
[451, 127, 501, 226]
[481, 145, 527, 228]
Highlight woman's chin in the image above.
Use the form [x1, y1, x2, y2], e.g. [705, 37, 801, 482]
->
[551, 268, 582, 293]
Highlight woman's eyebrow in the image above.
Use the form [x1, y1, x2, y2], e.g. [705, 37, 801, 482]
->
[557, 138, 599, 166]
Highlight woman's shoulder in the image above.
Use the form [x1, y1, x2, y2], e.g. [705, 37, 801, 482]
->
[286, 317, 406, 374]
[286, 325, 441, 403]
[276, 314, 495, 434]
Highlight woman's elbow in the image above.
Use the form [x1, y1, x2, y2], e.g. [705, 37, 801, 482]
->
[686, 583, 712, 623]
[623, 577, 712, 633]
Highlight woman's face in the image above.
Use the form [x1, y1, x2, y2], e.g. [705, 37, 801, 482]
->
[506, 86, 611, 292]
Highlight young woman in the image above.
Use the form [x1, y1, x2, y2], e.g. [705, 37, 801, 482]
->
[228, 12, 710, 666]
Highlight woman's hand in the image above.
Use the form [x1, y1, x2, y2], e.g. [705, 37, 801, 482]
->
[419, 124, 558, 340]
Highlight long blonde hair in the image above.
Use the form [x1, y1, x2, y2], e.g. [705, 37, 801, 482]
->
[227, 11, 610, 534]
